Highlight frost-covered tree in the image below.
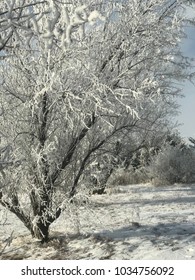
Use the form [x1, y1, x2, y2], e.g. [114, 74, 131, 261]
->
[0, 0, 192, 242]
[0, 0, 44, 51]
[0, 0, 105, 51]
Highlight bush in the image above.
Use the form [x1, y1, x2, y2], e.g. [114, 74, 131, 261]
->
[148, 144, 195, 186]
[108, 166, 150, 186]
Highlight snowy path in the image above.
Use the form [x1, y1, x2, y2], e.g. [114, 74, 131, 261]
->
[1, 184, 195, 259]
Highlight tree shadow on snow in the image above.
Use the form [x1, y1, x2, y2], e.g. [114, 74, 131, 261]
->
[100, 195, 195, 207]
[98, 221, 195, 244]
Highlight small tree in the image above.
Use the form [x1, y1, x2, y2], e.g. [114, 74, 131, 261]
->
[0, 0, 192, 242]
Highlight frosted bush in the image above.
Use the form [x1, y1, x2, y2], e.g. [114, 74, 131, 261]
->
[108, 166, 150, 186]
[149, 144, 195, 185]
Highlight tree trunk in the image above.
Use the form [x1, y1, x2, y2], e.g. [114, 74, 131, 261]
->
[31, 206, 62, 243]
[31, 217, 50, 243]
[0, 190, 62, 243]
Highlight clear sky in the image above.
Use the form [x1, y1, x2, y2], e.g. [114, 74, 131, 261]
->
[175, 7, 195, 140]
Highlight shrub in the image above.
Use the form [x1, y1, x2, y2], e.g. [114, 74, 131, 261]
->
[108, 166, 150, 186]
[148, 144, 195, 185]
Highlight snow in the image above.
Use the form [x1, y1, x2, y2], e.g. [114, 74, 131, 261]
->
[88, 11, 105, 25]
[1, 183, 195, 259]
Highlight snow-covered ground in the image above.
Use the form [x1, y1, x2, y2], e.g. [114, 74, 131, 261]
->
[1, 183, 195, 260]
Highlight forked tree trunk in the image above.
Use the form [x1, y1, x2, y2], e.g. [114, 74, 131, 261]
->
[31, 218, 50, 243]
[0, 190, 61, 243]
[23, 210, 61, 243]
[29, 204, 62, 243]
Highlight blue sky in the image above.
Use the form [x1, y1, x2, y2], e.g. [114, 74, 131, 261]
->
[175, 8, 195, 140]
